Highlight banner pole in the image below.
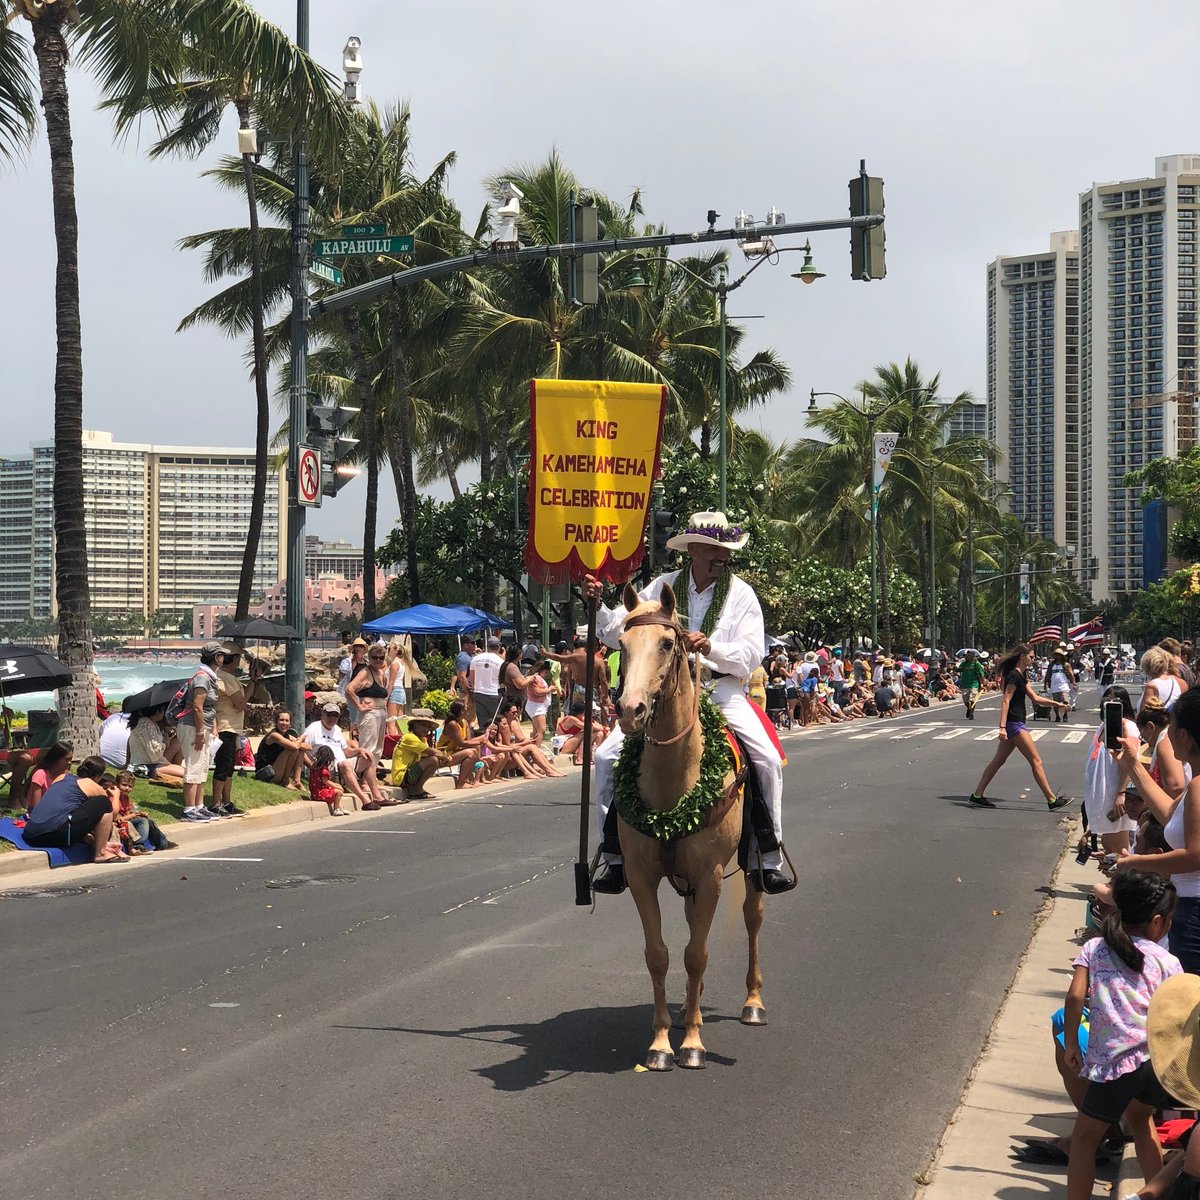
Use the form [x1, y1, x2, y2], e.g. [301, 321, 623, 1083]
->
[574, 594, 599, 905]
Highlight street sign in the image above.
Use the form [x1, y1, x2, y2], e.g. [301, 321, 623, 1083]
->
[314, 235, 414, 258]
[308, 260, 344, 287]
[297, 445, 322, 508]
[974, 568, 997, 578]
[341, 224, 385, 237]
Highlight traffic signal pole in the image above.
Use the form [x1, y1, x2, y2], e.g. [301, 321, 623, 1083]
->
[310, 213, 884, 318]
[285, 0, 311, 724]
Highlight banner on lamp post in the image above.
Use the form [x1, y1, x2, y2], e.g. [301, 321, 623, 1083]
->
[1019, 562, 1031, 605]
[525, 379, 668, 585]
[873, 432, 898, 494]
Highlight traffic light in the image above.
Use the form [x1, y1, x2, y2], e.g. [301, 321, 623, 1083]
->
[571, 198, 606, 306]
[306, 394, 361, 498]
[849, 165, 886, 281]
[650, 508, 676, 569]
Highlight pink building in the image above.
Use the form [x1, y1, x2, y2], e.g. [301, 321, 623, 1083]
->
[192, 569, 392, 639]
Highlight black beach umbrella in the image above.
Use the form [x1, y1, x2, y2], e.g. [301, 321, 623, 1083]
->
[221, 618, 301, 641]
[0, 645, 72, 698]
[121, 678, 190, 714]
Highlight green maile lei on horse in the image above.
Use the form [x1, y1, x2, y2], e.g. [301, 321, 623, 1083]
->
[614, 555, 736, 842]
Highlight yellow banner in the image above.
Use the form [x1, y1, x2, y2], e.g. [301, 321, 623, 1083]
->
[525, 379, 668, 583]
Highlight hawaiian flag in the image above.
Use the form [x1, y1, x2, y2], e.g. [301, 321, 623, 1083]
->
[1030, 623, 1063, 644]
[1068, 615, 1105, 646]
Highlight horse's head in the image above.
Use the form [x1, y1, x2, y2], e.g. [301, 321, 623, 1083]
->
[616, 582, 686, 736]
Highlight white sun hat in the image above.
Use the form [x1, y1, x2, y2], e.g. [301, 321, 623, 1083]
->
[665, 511, 750, 554]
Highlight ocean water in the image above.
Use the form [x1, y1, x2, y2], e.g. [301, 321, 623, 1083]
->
[8, 656, 198, 715]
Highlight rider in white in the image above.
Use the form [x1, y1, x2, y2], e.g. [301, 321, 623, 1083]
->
[583, 511, 789, 895]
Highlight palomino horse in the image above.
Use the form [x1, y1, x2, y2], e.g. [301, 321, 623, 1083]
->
[613, 582, 766, 1071]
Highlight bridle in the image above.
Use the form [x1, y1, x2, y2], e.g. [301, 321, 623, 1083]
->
[622, 612, 701, 746]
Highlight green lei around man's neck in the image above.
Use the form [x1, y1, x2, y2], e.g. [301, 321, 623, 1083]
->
[614, 695, 734, 842]
[672, 557, 732, 637]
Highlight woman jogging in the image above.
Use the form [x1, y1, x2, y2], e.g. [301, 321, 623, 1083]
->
[969, 643, 1073, 810]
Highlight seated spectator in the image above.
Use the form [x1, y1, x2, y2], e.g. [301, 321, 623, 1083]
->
[22, 755, 127, 863]
[25, 741, 74, 813]
[436, 701, 488, 789]
[304, 701, 392, 811]
[390, 712, 447, 798]
[254, 708, 306, 789]
[127, 707, 185, 785]
[1, 705, 40, 805]
[112, 770, 175, 852]
[307, 745, 348, 815]
[556, 701, 605, 766]
[97, 702, 131, 769]
[484, 716, 545, 781]
[495, 699, 566, 778]
[873, 676, 897, 717]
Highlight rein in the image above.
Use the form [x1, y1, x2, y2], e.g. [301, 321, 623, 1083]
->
[622, 612, 701, 747]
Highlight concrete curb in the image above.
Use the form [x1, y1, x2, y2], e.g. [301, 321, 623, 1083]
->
[915, 818, 1091, 1198]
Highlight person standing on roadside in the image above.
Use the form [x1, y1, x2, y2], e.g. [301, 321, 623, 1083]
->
[469, 637, 504, 732]
[176, 641, 223, 822]
[968, 644, 1072, 810]
[958, 648, 985, 720]
[453, 637, 477, 725]
[210, 642, 247, 818]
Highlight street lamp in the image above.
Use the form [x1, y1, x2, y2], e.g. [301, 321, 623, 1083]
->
[639, 241, 825, 509]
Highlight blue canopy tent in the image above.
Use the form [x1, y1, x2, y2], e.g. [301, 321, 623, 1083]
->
[361, 604, 513, 637]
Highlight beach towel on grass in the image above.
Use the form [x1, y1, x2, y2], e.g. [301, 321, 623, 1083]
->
[0, 818, 93, 868]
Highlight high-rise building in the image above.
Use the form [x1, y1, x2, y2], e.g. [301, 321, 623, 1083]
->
[941, 397, 989, 444]
[986, 232, 1082, 554]
[304, 537, 365, 580]
[1080, 154, 1200, 598]
[0, 431, 286, 622]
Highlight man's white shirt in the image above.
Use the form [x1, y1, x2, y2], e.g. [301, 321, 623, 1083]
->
[304, 720, 348, 764]
[595, 569, 765, 682]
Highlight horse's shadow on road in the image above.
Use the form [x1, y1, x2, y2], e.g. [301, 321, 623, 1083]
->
[334, 1004, 738, 1090]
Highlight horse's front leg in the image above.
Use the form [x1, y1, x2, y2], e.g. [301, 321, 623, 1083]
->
[677, 866, 722, 1068]
[741, 879, 767, 1025]
[628, 872, 673, 1071]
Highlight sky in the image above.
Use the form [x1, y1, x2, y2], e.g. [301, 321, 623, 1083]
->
[1, 0, 1198, 544]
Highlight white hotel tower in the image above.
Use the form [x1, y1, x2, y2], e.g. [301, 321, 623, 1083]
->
[1080, 154, 1200, 598]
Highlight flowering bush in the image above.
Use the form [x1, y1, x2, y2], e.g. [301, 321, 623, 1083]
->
[420, 688, 453, 718]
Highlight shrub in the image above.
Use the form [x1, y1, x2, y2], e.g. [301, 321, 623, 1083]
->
[421, 688, 452, 718]
[420, 650, 454, 691]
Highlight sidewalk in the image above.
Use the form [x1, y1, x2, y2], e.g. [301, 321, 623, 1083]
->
[917, 823, 1134, 1200]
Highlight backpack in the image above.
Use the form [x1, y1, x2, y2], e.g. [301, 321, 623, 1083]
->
[165, 681, 192, 723]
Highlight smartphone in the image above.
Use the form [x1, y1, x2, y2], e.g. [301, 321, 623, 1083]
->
[1075, 841, 1093, 865]
[1103, 700, 1124, 751]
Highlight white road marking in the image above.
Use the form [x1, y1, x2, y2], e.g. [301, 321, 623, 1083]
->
[178, 855, 265, 862]
[975, 731, 997, 740]
[317, 829, 416, 834]
[1062, 730, 1088, 744]
[847, 732, 884, 740]
[933, 729, 969, 740]
[208, 1002, 241, 1008]
[1028, 730, 1046, 741]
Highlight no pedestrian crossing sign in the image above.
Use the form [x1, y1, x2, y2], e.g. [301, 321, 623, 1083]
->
[314, 235, 414, 258]
[298, 445, 322, 507]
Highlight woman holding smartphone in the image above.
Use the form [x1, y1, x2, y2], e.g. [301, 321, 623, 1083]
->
[1082, 685, 1140, 855]
[969, 643, 1072, 810]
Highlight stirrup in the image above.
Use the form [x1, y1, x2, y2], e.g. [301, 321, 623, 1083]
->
[747, 844, 799, 894]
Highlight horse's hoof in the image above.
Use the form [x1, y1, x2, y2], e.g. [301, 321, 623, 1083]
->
[676, 1047, 707, 1069]
[740, 1005, 768, 1026]
[644, 1050, 675, 1072]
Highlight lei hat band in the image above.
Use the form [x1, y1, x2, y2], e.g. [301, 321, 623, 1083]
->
[665, 511, 750, 554]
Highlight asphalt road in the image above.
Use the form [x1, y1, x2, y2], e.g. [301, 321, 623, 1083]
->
[0, 695, 1092, 1200]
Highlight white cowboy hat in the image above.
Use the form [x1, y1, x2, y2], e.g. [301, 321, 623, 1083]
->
[1149, 973, 1200, 1109]
[665, 511, 750, 554]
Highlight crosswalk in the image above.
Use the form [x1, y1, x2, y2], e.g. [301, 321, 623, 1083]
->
[826, 720, 1095, 746]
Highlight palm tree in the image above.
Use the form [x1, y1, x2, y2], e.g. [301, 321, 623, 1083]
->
[178, 101, 460, 612]
[107, 19, 346, 621]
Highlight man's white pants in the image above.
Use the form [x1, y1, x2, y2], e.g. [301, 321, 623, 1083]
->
[595, 679, 784, 870]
